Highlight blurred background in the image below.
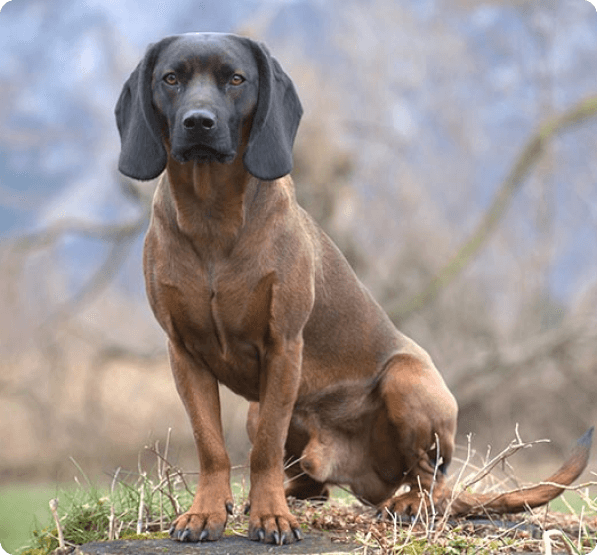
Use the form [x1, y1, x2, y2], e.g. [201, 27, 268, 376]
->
[0, 0, 596, 527]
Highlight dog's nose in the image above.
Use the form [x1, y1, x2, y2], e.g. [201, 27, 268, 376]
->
[182, 109, 217, 131]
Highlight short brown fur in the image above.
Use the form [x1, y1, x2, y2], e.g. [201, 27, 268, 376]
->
[115, 33, 592, 545]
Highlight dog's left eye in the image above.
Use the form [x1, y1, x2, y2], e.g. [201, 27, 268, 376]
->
[164, 73, 179, 86]
[229, 74, 245, 86]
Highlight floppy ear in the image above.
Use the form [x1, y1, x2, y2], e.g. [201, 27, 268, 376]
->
[243, 40, 303, 181]
[115, 37, 177, 181]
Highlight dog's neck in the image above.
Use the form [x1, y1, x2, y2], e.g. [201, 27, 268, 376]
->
[163, 153, 255, 251]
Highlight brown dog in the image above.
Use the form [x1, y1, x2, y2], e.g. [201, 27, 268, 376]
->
[115, 33, 593, 544]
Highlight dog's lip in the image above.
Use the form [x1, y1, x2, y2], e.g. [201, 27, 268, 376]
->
[171, 143, 236, 164]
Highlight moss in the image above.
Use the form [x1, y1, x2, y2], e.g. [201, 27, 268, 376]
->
[118, 531, 170, 541]
[18, 526, 59, 555]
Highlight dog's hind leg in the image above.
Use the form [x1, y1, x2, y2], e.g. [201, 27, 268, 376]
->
[373, 353, 457, 517]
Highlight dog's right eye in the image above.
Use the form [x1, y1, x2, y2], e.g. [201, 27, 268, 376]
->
[164, 73, 179, 86]
[229, 73, 246, 86]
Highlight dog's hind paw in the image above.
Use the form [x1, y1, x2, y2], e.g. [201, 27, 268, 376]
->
[377, 491, 428, 521]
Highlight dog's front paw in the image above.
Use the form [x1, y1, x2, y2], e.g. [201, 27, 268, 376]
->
[247, 493, 302, 544]
[169, 500, 233, 542]
[248, 514, 303, 545]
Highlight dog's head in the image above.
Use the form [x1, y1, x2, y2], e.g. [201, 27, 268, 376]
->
[115, 33, 303, 181]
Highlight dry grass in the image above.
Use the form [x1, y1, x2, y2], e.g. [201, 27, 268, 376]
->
[283, 497, 597, 554]
[280, 430, 597, 554]
[21, 428, 596, 555]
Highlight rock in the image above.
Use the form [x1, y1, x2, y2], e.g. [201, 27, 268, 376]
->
[74, 532, 358, 555]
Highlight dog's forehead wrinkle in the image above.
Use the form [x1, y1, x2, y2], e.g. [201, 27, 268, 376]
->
[165, 36, 256, 76]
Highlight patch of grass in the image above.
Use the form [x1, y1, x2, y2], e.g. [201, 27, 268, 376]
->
[16, 430, 597, 555]
[18, 436, 197, 555]
[0, 484, 66, 554]
[549, 489, 596, 515]
[289, 494, 597, 554]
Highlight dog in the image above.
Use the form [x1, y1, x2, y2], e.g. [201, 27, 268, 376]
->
[115, 32, 593, 544]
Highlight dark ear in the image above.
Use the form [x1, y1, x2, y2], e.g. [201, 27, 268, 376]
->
[243, 40, 303, 181]
[115, 37, 176, 181]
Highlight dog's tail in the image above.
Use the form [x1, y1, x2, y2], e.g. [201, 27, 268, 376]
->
[450, 427, 593, 516]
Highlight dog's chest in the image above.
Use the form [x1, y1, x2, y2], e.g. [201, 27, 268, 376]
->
[147, 243, 275, 398]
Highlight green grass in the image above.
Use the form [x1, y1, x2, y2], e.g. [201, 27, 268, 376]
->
[548, 489, 594, 514]
[0, 483, 67, 554]
[3, 448, 595, 555]
[14, 483, 175, 554]
[5, 480, 596, 555]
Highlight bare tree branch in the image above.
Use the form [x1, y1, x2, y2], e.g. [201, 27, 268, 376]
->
[41, 227, 141, 328]
[1, 177, 152, 331]
[452, 315, 597, 405]
[390, 95, 597, 321]
[8, 217, 144, 253]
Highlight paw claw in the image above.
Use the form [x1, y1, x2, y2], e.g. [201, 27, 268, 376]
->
[180, 529, 190, 542]
[293, 527, 303, 541]
[169, 504, 228, 543]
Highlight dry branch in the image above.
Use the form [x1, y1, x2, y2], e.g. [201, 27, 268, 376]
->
[451, 314, 597, 405]
[460, 427, 550, 491]
[2, 178, 151, 331]
[391, 95, 597, 320]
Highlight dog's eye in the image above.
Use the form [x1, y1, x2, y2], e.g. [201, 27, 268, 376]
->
[164, 73, 179, 86]
[229, 74, 245, 86]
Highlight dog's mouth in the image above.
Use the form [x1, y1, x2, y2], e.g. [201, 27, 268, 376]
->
[171, 144, 236, 165]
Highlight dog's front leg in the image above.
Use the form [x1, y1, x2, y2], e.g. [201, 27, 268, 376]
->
[248, 337, 303, 544]
[167, 341, 233, 542]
